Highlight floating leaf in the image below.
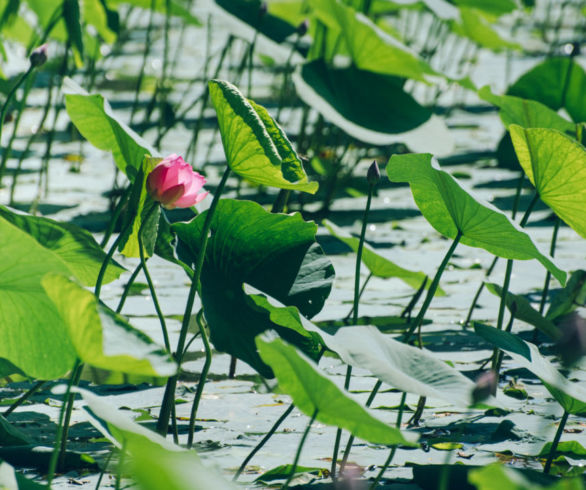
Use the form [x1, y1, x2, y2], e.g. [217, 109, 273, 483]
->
[323, 219, 439, 293]
[79, 389, 237, 490]
[173, 199, 334, 377]
[293, 60, 454, 155]
[64, 78, 156, 181]
[538, 441, 586, 459]
[475, 323, 586, 414]
[0, 217, 76, 379]
[509, 126, 586, 239]
[508, 57, 586, 123]
[386, 153, 566, 285]
[485, 283, 560, 340]
[42, 274, 176, 377]
[478, 86, 576, 133]
[209, 79, 318, 193]
[0, 414, 31, 446]
[255, 465, 327, 483]
[0, 206, 124, 286]
[256, 334, 418, 446]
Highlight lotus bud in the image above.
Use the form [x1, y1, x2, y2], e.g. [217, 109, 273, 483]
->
[297, 19, 309, 36]
[367, 160, 381, 186]
[147, 154, 208, 210]
[29, 44, 48, 68]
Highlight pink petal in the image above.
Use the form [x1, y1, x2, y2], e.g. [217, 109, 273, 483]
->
[159, 183, 185, 208]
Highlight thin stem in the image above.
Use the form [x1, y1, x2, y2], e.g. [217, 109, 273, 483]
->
[271, 189, 291, 213]
[368, 392, 407, 489]
[340, 379, 382, 472]
[115, 439, 127, 490]
[400, 276, 428, 320]
[47, 358, 81, 485]
[95, 232, 125, 298]
[4, 380, 48, 416]
[94, 450, 114, 489]
[115, 263, 144, 314]
[0, 66, 33, 143]
[544, 410, 570, 474]
[403, 231, 463, 344]
[100, 186, 132, 248]
[156, 166, 231, 436]
[186, 311, 212, 448]
[283, 408, 318, 490]
[345, 273, 373, 321]
[234, 404, 295, 480]
[58, 363, 84, 470]
[538, 217, 560, 314]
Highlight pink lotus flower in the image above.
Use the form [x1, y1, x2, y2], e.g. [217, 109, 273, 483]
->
[147, 154, 208, 209]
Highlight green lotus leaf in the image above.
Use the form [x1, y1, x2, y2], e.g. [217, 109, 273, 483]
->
[509, 125, 586, 239]
[386, 153, 566, 285]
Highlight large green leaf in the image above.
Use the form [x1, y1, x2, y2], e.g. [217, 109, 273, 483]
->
[42, 274, 176, 377]
[293, 60, 454, 155]
[64, 78, 156, 181]
[509, 126, 586, 239]
[173, 199, 334, 377]
[547, 270, 586, 321]
[475, 323, 586, 414]
[215, 0, 297, 43]
[485, 283, 560, 340]
[386, 153, 566, 285]
[79, 389, 238, 490]
[478, 86, 576, 133]
[508, 57, 586, 123]
[208, 80, 318, 193]
[256, 334, 418, 446]
[309, 0, 436, 82]
[0, 217, 76, 379]
[0, 206, 123, 286]
[252, 295, 496, 408]
[323, 219, 440, 293]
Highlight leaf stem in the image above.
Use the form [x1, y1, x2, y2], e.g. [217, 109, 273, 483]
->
[538, 217, 560, 315]
[4, 380, 48, 416]
[156, 166, 231, 437]
[544, 410, 570, 474]
[115, 263, 144, 313]
[283, 408, 318, 490]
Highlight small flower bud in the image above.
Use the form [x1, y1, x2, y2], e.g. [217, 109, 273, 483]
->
[29, 44, 48, 68]
[472, 370, 497, 404]
[367, 160, 381, 186]
[297, 19, 309, 36]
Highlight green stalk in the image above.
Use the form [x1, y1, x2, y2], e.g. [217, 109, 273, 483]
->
[368, 392, 407, 489]
[47, 358, 82, 485]
[156, 166, 231, 436]
[402, 230, 463, 344]
[115, 263, 144, 313]
[275, 32, 302, 121]
[400, 276, 428, 320]
[283, 408, 318, 490]
[233, 404, 295, 480]
[544, 410, 570, 474]
[331, 182, 375, 479]
[95, 232, 125, 299]
[539, 218, 560, 315]
[4, 380, 48, 416]
[186, 311, 212, 448]
[138, 222, 171, 353]
[339, 379, 382, 472]
[101, 186, 132, 247]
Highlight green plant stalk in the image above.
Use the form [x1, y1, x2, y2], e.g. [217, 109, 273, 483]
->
[464, 171, 525, 326]
[94, 450, 114, 490]
[47, 358, 82, 485]
[339, 379, 382, 472]
[0, 73, 35, 183]
[95, 232, 126, 299]
[4, 380, 48, 416]
[271, 189, 291, 213]
[493, 306, 517, 375]
[331, 183, 375, 479]
[130, 0, 156, 125]
[233, 403, 295, 480]
[544, 410, 570, 474]
[539, 217, 560, 314]
[186, 311, 212, 448]
[276, 33, 302, 121]
[368, 391, 407, 489]
[156, 166, 231, 436]
[400, 276, 428, 320]
[283, 408, 319, 490]
[115, 263, 144, 313]
[115, 439, 127, 490]
[490, 192, 539, 371]
[138, 224, 171, 353]
[101, 186, 132, 247]
[402, 230, 463, 344]
[345, 272, 373, 321]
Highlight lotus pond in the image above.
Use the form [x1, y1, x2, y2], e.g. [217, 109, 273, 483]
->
[0, 0, 585, 488]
